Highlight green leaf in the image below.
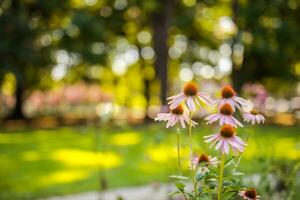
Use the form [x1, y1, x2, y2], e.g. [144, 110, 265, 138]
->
[195, 172, 206, 181]
[222, 180, 232, 186]
[224, 156, 235, 168]
[170, 175, 190, 180]
[167, 191, 180, 196]
[175, 182, 186, 190]
[233, 170, 244, 176]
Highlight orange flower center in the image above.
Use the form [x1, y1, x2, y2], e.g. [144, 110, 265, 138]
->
[171, 105, 184, 115]
[220, 125, 235, 138]
[221, 85, 235, 98]
[250, 109, 259, 115]
[183, 82, 198, 96]
[244, 188, 257, 199]
[220, 103, 234, 115]
[198, 154, 209, 164]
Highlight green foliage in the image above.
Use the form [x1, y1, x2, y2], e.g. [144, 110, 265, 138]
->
[0, 124, 299, 199]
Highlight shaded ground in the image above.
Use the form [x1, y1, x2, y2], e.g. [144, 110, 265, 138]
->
[0, 123, 300, 199]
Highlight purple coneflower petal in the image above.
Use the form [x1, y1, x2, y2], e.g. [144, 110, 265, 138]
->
[167, 93, 183, 100]
[223, 140, 230, 154]
[232, 116, 243, 127]
[204, 133, 219, 143]
[168, 94, 185, 109]
[215, 138, 224, 150]
[178, 115, 185, 128]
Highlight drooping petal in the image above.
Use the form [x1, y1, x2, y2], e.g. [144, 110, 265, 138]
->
[168, 94, 185, 109]
[223, 139, 230, 154]
[231, 116, 244, 127]
[197, 92, 212, 104]
[233, 135, 247, 146]
[205, 113, 217, 121]
[229, 137, 245, 152]
[233, 96, 248, 106]
[155, 113, 171, 121]
[204, 133, 220, 143]
[186, 97, 196, 111]
[166, 115, 176, 128]
[178, 115, 186, 128]
[182, 113, 198, 127]
[219, 115, 223, 125]
[170, 115, 179, 127]
[215, 138, 224, 150]
[167, 93, 184, 100]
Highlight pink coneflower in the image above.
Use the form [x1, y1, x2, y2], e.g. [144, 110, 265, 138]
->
[242, 110, 265, 125]
[203, 125, 246, 154]
[216, 85, 247, 111]
[167, 82, 211, 112]
[155, 105, 197, 128]
[239, 188, 260, 200]
[204, 103, 243, 127]
[192, 154, 218, 169]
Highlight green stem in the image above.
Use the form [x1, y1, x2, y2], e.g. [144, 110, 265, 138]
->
[193, 176, 198, 199]
[176, 126, 187, 200]
[188, 111, 193, 169]
[180, 191, 188, 200]
[218, 154, 225, 200]
[188, 111, 197, 198]
[176, 125, 182, 176]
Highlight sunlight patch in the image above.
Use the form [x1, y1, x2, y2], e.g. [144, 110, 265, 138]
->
[110, 132, 141, 146]
[274, 138, 300, 160]
[51, 149, 122, 169]
[146, 145, 189, 163]
[243, 138, 300, 160]
[39, 170, 89, 186]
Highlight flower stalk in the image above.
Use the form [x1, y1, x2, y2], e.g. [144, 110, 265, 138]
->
[176, 125, 182, 176]
[188, 111, 193, 170]
[218, 153, 225, 200]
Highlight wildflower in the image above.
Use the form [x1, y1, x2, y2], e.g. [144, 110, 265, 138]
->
[204, 103, 243, 127]
[239, 188, 260, 200]
[192, 154, 218, 169]
[203, 125, 246, 154]
[216, 85, 247, 111]
[242, 110, 265, 125]
[167, 82, 211, 112]
[155, 105, 197, 128]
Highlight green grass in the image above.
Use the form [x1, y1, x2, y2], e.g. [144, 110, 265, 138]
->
[0, 124, 299, 199]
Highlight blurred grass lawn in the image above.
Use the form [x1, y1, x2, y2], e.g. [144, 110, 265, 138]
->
[0, 124, 300, 199]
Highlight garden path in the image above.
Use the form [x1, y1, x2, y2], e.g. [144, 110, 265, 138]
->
[41, 183, 180, 200]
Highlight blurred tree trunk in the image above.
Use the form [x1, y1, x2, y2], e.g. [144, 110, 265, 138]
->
[230, 0, 244, 92]
[11, 69, 25, 119]
[141, 58, 152, 121]
[152, 0, 174, 106]
[5, 0, 26, 119]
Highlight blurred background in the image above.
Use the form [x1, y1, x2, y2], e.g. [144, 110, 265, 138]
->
[0, 0, 300, 199]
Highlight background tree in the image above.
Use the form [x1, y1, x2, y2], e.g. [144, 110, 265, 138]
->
[0, 0, 70, 119]
[231, 0, 300, 92]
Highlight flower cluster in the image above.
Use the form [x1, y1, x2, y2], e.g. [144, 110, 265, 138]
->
[154, 82, 265, 200]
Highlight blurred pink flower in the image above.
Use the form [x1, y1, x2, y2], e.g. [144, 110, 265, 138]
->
[167, 82, 211, 112]
[204, 125, 246, 154]
[242, 83, 268, 111]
